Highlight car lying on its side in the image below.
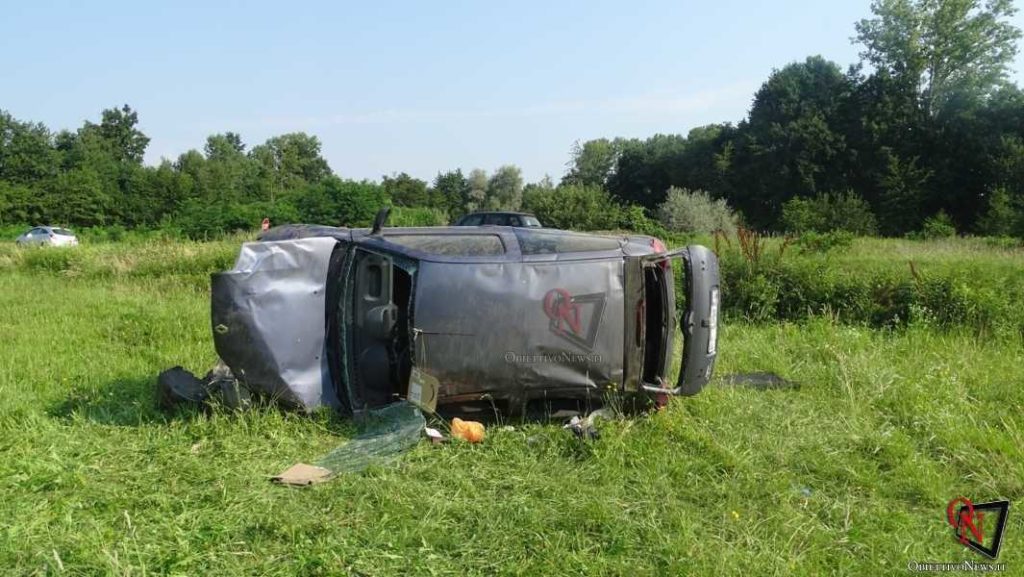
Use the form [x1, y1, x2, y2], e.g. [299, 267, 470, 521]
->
[210, 210, 719, 416]
[15, 226, 78, 247]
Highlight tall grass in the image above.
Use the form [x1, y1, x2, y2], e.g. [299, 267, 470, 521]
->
[0, 236, 1021, 574]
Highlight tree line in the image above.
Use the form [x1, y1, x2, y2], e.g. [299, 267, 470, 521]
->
[2, 0, 1024, 238]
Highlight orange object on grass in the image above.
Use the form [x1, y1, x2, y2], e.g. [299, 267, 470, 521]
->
[450, 418, 485, 443]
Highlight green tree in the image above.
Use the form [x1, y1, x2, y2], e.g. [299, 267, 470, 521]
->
[83, 105, 150, 164]
[562, 138, 625, 187]
[855, 0, 1022, 116]
[49, 168, 111, 226]
[249, 133, 331, 201]
[606, 135, 686, 209]
[0, 111, 59, 184]
[200, 133, 256, 204]
[432, 169, 470, 217]
[485, 165, 524, 210]
[289, 176, 386, 227]
[877, 152, 932, 234]
[732, 56, 855, 225]
[382, 172, 429, 207]
[204, 132, 245, 161]
[976, 186, 1022, 236]
[522, 184, 623, 231]
[466, 169, 488, 212]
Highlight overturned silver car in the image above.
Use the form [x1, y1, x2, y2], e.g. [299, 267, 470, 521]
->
[210, 212, 719, 416]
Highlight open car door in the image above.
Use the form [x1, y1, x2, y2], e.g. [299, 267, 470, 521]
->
[625, 245, 719, 397]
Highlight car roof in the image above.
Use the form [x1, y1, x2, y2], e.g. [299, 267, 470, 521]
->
[258, 223, 661, 263]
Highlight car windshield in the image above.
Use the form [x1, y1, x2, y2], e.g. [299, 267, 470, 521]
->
[384, 234, 505, 256]
[515, 230, 622, 255]
[52, 228, 74, 236]
[521, 216, 542, 227]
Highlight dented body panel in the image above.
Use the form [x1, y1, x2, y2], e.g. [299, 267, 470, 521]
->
[211, 237, 340, 409]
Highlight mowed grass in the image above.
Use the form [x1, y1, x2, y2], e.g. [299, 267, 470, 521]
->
[0, 239, 1022, 576]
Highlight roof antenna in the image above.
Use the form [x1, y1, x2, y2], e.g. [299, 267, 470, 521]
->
[370, 206, 391, 235]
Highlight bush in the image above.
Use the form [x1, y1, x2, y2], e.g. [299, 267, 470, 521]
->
[795, 230, 854, 254]
[657, 187, 736, 234]
[780, 191, 877, 235]
[976, 187, 1022, 237]
[522, 184, 623, 231]
[173, 200, 301, 240]
[618, 205, 669, 238]
[913, 210, 957, 240]
[779, 197, 825, 233]
[289, 177, 387, 227]
[711, 246, 1024, 336]
[982, 235, 1024, 250]
[388, 206, 449, 227]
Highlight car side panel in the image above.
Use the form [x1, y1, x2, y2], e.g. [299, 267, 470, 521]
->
[211, 237, 340, 410]
[412, 258, 625, 409]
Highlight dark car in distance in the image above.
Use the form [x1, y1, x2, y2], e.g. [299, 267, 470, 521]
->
[210, 209, 719, 417]
[453, 211, 543, 227]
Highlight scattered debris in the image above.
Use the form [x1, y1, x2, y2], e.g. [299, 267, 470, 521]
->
[563, 408, 608, 440]
[156, 366, 208, 409]
[424, 427, 445, 444]
[156, 361, 251, 411]
[313, 402, 426, 476]
[450, 418, 485, 443]
[720, 372, 799, 390]
[272, 463, 333, 486]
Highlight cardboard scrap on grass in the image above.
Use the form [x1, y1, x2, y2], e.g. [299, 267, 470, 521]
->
[271, 463, 334, 486]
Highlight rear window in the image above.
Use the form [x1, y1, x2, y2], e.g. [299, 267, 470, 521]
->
[53, 228, 74, 236]
[516, 230, 622, 255]
[384, 234, 505, 256]
[458, 214, 483, 226]
[482, 214, 516, 226]
[521, 216, 542, 227]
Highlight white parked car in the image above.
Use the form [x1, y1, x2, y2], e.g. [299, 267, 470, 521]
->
[15, 226, 79, 247]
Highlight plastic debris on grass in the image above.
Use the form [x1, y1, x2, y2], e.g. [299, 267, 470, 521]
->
[272, 402, 426, 486]
[450, 418, 485, 443]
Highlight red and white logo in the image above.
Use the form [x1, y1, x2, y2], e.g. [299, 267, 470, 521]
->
[543, 288, 606, 351]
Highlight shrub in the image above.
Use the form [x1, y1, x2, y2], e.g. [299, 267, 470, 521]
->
[779, 197, 826, 233]
[618, 205, 669, 238]
[173, 200, 301, 239]
[914, 210, 957, 240]
[289, 177, 387, 227]
[20, 247, 80, 274]
[795, 230, 854, 254]
[657, 187, 736, 235]
[983, 236, 1024, 250]
[388, 206, 449, 227]
[522, 184, 623, 231]
[780, 191, 877, 235]
[976, 187, 1022, 237]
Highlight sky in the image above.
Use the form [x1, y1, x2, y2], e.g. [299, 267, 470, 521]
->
[4, 0, 1024, 184]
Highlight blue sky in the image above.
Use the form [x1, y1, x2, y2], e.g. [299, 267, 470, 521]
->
[4, 0, 1024, 183]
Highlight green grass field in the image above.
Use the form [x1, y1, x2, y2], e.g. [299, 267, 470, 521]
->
[1, 238, 1022, 575]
